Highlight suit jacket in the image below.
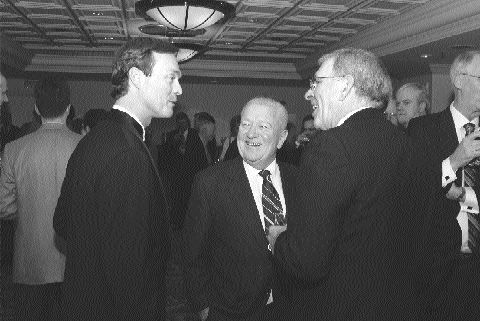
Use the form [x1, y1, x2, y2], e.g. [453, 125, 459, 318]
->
[182, 158, 298, 320]
[407, 107, 477, 319]
[0, 123, 81, 284]
[274, 108, 424, 321]
[161, 127, 209, 228]
[53, 110, 171, 321]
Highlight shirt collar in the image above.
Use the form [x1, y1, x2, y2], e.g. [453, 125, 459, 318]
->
[337, 106, 372, 127]
[243, 159, 278, 177]
[112, 105, 145, 141]
[450, 103, 478, 130]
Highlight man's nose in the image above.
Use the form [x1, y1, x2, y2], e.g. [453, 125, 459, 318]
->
[304, 89, 313, 101]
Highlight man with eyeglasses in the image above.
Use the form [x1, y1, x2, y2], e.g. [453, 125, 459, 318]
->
[407, 51, 480, 321]
[267, 48, 424, 321]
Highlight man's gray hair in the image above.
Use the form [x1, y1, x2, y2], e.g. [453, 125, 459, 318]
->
[242, 97, 288, 130]
[397, 82, 430, 114]
[450, 50, 480, 85]
[319, 48, 392, 108]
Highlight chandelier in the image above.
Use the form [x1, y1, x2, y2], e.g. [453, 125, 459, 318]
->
[135, 0, 236, 31]
[175, 43, 205, 63]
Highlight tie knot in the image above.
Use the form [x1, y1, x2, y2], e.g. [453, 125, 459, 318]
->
[464, 123, 476, 136]
[259, 169, 271, 181]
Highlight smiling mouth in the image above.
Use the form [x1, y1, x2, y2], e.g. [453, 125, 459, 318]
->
[246, 142, 261, 147]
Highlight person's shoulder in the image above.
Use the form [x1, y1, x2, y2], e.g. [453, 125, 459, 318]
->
[408, 110, 446, 134]
[278, 161, 299, 174]
[196, 158, 241, 180]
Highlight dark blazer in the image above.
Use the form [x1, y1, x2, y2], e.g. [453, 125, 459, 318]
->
[182, 158, 298, 321]
[161, 127, 209, 229]
[53, 110, 171, 321]
[274, 108, 424, 321]
[408, 107, 462, 258]
[408, 107, 480, 320]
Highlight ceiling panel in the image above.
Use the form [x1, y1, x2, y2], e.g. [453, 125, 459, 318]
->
[2, 0, 478, 80]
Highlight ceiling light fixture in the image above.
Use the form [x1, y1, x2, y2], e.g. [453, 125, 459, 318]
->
[135, 0, 236, 31]
[174, 43, 205, 63]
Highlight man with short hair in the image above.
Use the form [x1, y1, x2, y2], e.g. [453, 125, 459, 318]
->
[53, 38, 182, 321]
[408, 51, 480, 321]
[269, 48, 423, 321]
[183, 97, 297, 321]
[396, 82, 429, 128]
[162, 111, 206, 230]
[0, 76, 81, 321]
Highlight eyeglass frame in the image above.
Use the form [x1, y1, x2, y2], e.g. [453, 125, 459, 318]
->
[459, 72, 480, 80]
[309, 75, 344, 90]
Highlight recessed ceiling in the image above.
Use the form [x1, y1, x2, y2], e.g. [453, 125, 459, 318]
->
[1, 0, 480, 80]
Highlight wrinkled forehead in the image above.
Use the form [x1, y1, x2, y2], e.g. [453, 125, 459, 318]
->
[242, 103, 281, 124]
[462, 54, 480, 74]
[316, 57, 335, 76]
[396, 86, 420, 100]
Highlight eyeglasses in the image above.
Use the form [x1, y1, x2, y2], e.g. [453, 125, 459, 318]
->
[309, 76, 343, 90]
[460, 73, 480, 80]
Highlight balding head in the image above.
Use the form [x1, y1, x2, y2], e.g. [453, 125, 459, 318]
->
[237, 97, 288, 170]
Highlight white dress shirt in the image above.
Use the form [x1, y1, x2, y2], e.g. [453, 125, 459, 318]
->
[243, 160, 286, 231]
[442, 103, 479, 252]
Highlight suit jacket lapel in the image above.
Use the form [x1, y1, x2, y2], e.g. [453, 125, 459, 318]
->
[226, 158, 270, 250]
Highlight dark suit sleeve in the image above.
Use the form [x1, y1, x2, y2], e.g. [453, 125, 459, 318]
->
[96, 149, 166, 321]
[274, 133, 353, 282]
[53, 156, 74, 240]
[182, 172, 212, 312]
[407, 117, 451, 195]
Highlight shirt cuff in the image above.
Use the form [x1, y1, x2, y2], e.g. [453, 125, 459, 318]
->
[461, 187, 479, 213]
[442, 157, 457, 187]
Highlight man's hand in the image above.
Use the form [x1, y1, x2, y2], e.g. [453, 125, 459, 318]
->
[267, 225, 287, 253]
[446, 183, 465, 202]
[450, 131, 480, 172]
[199, 307, 209, 321]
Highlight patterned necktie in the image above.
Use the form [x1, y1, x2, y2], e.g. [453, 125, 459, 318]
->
[259, 170, 285, 234]
[463, 122, 480, 253]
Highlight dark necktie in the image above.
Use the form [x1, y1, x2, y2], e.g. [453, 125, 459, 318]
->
[259, 170, 285, 234]
[463, 123, 480, 253]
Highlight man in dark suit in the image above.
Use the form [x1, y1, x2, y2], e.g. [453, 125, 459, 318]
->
[268, 48, 423, 321]
[183, 97, 298, 321]
[161, 111, 206, 229]
[53, 38, 182, 321]
[407, 51, 480, 321]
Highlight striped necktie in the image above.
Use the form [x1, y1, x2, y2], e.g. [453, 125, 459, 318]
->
[259, 170, 285, 234]
[463, 122, 480, 254]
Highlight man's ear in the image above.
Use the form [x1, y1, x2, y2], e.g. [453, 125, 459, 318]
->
[277, 129, 288, 149]
[128, 67, 144, 90]
[339, 74, 354, 101]
[452, 73, 462, 90]
[419, 101, 427, 115]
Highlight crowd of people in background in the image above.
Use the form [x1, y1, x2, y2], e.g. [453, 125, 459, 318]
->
[1, 37, 480, 321]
